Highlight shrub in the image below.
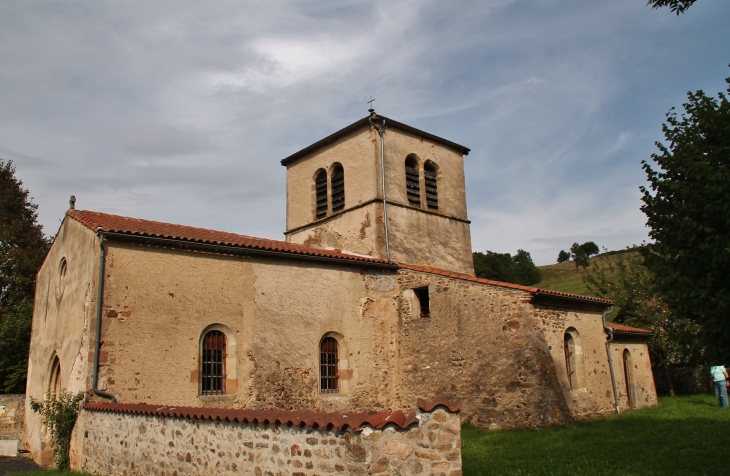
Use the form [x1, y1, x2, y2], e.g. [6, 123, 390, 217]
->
[29, 390, 86, 470]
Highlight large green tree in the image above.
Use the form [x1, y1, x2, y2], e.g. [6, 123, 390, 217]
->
[0, 160, 50, 393]
[640, 75, 730, 363]
[0, 300, 34, 393]
[473, 249, 542, 286]
[585, 251, 702, 394]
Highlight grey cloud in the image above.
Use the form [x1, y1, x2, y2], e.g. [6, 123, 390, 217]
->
[1, 0, 728, 266]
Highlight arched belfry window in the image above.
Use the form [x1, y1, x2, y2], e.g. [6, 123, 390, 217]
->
[320, 336, 339, 393]
[201, 330, 226, 395]
[563, 328, 585, 389]
[48, 354, 61, 400]
[405, 155, 421, 206]
[331, 164, 345, 213]
[424, 161, 439, 210]
[315, 169, 328, 219]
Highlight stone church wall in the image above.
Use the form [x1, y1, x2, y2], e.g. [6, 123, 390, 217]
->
[73, 403, 462, 476]
[391, 269, 574, 427]
[84, 239, 633, 428]
[25, 218, 97, 465]
[533, 306, 618, 418]
[609, 341, 657, 410]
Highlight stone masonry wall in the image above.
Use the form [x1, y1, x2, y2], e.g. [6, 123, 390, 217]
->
[74, 406, 462, 476]
[0, 394, 25, 443]
[392, 269, 573, 428]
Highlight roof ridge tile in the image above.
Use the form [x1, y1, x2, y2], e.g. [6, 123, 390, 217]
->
[84, 397, 455, 433]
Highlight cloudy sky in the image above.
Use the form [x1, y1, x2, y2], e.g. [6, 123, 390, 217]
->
[1, 1, 728, 265]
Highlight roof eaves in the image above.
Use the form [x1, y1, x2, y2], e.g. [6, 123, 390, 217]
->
[102, 231, 398, 270]
[606, 322, 653, 335]
[397, 263, 612, 306]
[280, 115, 470, 166]
[66, 210, 397, 270]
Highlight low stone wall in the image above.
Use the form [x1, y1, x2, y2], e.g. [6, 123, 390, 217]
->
[0, 394, 25, 443]
[74, 398, 462, 476]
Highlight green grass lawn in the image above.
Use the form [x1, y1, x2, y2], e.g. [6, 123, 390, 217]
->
[462, 394, 728, 475]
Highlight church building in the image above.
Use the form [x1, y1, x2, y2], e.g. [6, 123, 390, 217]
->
[24, 110, 657, 466]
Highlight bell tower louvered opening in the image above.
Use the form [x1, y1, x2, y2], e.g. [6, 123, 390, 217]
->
[424, 161, 439, 210]
[331, 164, 345, 214]
[405, 155, 421, 206]
[315, 169, 328, 219]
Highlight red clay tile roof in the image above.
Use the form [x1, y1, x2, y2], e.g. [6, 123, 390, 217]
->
[67, 210, 394, 267]
[398, 263, 613, 305]
[280, 114, 470, 166]
[417, 395, 462, 413]
[606, 322, 653, 335]
[83, 395, 461, 432]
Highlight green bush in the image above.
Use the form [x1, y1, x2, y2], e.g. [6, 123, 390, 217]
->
[29, 390, 86, 470]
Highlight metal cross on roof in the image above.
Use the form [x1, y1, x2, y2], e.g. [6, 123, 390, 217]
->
[367, 97, 375, 110]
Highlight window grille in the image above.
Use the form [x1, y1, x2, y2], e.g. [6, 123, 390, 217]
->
[424, 162, 438, 210]
[320, 337, 339, 393]
[202, 330, 226, 395]
[331, 165, 345, 213]
[315, 169, 328, 219]
[405, 156, 421, 206]
[414, 287, 430, 317]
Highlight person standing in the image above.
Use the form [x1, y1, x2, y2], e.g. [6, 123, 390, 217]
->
[710, 365, 729, 407]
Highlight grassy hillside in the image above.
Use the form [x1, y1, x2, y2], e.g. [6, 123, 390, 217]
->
[535, 250, 638, 297]
[535, 260, 593, 296]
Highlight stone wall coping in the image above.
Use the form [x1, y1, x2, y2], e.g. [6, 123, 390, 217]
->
[399, 263, 615, 306]
[83, 395, 461, 433]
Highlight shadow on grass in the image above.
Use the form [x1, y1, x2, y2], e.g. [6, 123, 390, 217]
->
[462, 395, 728, 476]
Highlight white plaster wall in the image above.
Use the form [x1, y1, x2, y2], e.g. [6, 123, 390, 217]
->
[610, 341, 658, 410]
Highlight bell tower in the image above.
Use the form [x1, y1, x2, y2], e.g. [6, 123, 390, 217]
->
[281, 111, 474, 275]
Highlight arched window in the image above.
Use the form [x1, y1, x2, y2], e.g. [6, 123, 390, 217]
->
[564, 333, 575, 389]
[563, 328, 585, 389]
[405, 155, 421, 206]
[424, 161, 439, 210]
[331, 164, 345, 214]
[201, 330, 226, 395]
[48, 354, 61, 400]
[56, 258, 67, 299]
[623, 349, 634, 408]
[315, 169, 328, 219]
[320, 336, 339, 393]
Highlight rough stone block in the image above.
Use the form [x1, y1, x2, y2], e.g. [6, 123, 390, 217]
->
[0, 439, 18, 457]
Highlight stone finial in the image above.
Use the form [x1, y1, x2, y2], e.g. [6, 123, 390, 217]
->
[69, 195, 76, 210]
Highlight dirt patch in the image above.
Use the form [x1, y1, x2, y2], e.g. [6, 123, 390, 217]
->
[0, 456, 43, 475]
